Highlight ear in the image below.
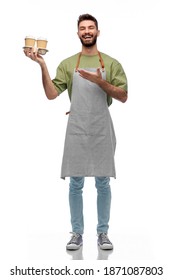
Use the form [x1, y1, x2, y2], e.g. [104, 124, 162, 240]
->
[97, 30, 100, 37]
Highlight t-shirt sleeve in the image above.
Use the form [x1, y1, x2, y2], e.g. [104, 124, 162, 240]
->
[111, 61, 128, 92]
[52, 62, 67, 95]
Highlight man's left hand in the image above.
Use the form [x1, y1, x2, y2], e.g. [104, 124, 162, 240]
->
[78, 68, 102, 84]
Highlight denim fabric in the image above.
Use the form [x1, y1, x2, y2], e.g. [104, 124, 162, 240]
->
[69, 176, 111, 235]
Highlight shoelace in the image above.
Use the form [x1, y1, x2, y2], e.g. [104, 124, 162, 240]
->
[100, 233, 110, 243]
[70, 232, 80, 243]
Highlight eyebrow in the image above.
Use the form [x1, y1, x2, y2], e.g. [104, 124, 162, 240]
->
[79, 24, 95, 29]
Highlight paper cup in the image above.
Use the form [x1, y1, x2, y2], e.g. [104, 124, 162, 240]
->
[37, 37, 48, 49]
[25, 36, 36, 47]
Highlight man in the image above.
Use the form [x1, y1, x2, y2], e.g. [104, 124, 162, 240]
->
[24, 14, 128, 251]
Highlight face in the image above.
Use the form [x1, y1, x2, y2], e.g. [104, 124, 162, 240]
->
[77, 20, 100, 48]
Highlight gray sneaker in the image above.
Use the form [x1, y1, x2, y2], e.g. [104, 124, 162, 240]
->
[98, 233, 113, 250]
[66, 232, 83, 250]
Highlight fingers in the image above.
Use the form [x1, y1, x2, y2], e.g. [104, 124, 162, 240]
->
[24, 47, 33, 56]
[23, 47, 39, 62]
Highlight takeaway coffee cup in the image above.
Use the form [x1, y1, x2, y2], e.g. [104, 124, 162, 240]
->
[37, 37, 48, 49]
[24, 36, 36, 47]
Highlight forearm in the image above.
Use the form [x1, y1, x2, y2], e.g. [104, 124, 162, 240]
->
[40, 62, 59, 100]
[78, 69, 127, 103]
[98, 79, 127, 103]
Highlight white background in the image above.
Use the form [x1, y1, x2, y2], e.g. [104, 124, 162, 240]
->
[0, 0, 173, 279]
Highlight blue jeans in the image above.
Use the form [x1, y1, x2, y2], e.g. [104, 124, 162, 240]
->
[69, 176, 111, 235]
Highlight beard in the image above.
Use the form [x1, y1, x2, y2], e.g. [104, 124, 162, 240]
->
[79, 34, 97, 48]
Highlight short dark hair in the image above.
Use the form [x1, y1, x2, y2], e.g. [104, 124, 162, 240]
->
[77, 14, 98, 29]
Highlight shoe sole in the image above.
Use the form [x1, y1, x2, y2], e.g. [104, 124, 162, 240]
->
[98, 243, 113, 250]
[66, 243, 83, 251]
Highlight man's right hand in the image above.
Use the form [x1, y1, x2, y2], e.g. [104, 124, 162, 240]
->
[23, 48, 45, 65]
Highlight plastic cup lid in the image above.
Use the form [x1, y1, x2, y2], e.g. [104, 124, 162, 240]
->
[37, 37, 47, 41]
[25, 36, 36, 40]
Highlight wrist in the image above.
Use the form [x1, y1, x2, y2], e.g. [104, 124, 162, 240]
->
[39, 60, 46, 68]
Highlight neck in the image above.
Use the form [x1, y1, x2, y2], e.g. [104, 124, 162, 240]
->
[81, 45, 98, 55]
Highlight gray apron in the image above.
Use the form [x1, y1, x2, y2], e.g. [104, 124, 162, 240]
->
[61, 53, 116, 179]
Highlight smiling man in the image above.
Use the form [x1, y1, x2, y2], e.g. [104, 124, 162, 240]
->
[78, 18, 98, 47]
[24, 14, 128, 252]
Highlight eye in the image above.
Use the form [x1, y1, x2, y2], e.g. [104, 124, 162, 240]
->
[88, 25, 95, 30]
[79, 27, 85, 31]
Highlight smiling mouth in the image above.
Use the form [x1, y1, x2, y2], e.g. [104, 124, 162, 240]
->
[83, 35, 93, 39]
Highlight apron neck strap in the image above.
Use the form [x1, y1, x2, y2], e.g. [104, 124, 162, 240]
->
[98, 51, 105, 71]
[75, 51, 105, 72]
[75, 52, 82, 71]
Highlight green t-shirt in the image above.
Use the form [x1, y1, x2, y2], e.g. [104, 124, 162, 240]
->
[52, 52, 128, 106]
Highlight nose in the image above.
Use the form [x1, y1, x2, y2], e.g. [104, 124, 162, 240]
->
[84, 27, 90, 33]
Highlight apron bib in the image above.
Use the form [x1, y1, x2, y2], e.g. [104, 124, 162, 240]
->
[61, 53, 116, 179]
